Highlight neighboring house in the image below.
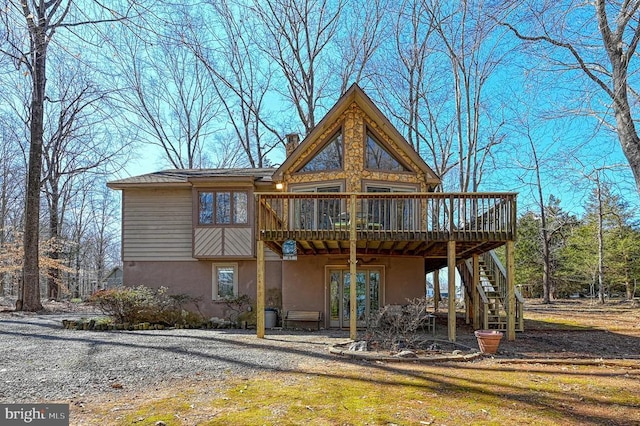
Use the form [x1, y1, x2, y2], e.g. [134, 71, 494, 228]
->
[102, 266, 123, 289]
[108, 84, 522, 341]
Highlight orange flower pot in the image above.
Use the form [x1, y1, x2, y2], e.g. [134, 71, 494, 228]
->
[474, 330, 503, 354]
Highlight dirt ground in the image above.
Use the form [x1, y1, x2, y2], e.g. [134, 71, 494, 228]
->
[3, 297, 639, 359]
[494, 298, 640, 360]
[2, 297, 639, 425]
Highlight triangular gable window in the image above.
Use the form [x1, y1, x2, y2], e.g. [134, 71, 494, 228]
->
[365, 132, 409, 172]
[299, 131, 343, 172]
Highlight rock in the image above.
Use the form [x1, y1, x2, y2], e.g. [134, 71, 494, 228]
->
[395, 350, 417, 358]
[210, 317, 231, 329]
[155, 422, 167, 426]
[427, 343, 441, 351]
[394, 340, 406, 350]
[348, 341, 368, 351]
[452, 350, 462, 355]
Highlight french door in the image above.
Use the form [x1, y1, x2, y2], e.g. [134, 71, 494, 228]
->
[292, 185, 342, 230]
[329, 268, 381, 328]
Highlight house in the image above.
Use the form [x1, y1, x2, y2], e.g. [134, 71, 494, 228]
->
[108, 84, 522, 341]
[102, 266, 123, 289]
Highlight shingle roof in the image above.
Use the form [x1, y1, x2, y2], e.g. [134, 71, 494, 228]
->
[107, 168, 276, 188]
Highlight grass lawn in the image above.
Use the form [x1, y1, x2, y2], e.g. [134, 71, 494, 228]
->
[75, 300, 640, 425]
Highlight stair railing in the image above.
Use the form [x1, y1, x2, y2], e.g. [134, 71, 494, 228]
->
[481, 251, 525, 331]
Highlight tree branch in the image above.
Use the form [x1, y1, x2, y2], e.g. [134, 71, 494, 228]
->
[500, 21, 615, 100]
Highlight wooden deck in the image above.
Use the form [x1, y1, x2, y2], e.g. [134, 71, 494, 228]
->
[257, 192, 516, 261]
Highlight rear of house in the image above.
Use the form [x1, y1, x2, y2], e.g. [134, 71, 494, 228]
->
[108, 84, 521, 340]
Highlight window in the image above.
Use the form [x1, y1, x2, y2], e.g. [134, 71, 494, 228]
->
[366, 185, 417, 230]
[199, 191, 248, 225]
[299, 131, 343, 172]
[365, 132, 409, 171]
[213, 263, 238, 300]
[292, 184, 343, 230]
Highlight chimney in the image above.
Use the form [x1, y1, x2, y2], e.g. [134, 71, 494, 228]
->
[285, 133, 299, 157]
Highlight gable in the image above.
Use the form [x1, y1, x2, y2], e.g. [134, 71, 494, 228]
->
[274, 84, 440, 188]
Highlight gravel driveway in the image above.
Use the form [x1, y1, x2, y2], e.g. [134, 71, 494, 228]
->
[0, 312, 351, 403]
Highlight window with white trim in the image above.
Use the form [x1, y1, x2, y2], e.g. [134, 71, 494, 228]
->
[212, 263, 238, 300]
[291, 183, 343, 230]
[365, 184, 418, 231]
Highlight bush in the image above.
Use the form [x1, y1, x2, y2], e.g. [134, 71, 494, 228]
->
[89, 286, 204, 326]
[364, 297, 433, 351]
[220, 294, 253, 326]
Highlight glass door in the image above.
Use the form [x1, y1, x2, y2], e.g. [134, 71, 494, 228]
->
[329, 268, 381, 328]
[366, 185, 418, 231]
[292, 185, 341, 230]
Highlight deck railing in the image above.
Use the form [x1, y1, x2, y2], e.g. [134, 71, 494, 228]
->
[257, 192, 516, 241]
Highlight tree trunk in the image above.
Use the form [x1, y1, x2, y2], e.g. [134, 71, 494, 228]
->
[596, 178, 606, 304]
[47, 190, 60, 300]
[529, 130, 552, 304]
[542, 239, 551, 303]
[624, 257, 632, 300]
[20, 25, 47, 312]
[597, 0, 640, 191]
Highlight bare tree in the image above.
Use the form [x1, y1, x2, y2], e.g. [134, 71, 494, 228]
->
[115, 31, 221, 169]
[333, 0, 389, 94]
[576, 166, 627, 303]
[389, 0, 436, 152]
[250, 0, 345, 135]
[374, 0, 509, 191]
[371, 0, 455, 185]
[86, 186, 120, 291]
[184, 0, 283, 167]
[509, 111, 574, 303]
[428, 0, 511, 192]
[41, 66, 125, 299]
[501, 0, 640, 192]
[0, 115, 26, 296]
[0, 0, 138, 310]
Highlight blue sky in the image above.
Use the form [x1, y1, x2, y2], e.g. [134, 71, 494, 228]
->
[108, 0, 640, 222]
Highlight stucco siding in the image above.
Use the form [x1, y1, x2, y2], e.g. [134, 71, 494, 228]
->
[123, 188, 193, 261]
[124, 260, 282, 319]
[282, 256, 426, 328]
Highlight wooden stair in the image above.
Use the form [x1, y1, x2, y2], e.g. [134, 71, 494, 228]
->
[459, 251, 524, 332]
[479, 260, 507, 330]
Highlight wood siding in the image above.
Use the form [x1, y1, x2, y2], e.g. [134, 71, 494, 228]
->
[194, 228, 223, 256]
[194, 227, 253, 258]
[123, 189, 194, 261]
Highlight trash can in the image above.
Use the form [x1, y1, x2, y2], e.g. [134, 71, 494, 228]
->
[265, 308, 277, 329]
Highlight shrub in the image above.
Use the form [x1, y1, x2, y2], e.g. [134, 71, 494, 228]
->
[220, 294, 253, 326]
[89, 286, 204, 326]
[364, 297, 433, 351]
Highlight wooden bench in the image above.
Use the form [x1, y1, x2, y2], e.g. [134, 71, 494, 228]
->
[284, 310, 322, 330]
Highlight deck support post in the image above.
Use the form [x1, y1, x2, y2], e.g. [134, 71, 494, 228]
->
[349, 195, 357, 340]
[506, 240, 516, 341]
[433, 269, 440, 313]
[464, 285, 470, 325]
[257, 240, 265, 338]
[472, 253, 480, 330]
[447, 240, 456, 342]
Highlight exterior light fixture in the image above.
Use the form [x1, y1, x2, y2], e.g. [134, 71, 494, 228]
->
[275, 182, 284, 190]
